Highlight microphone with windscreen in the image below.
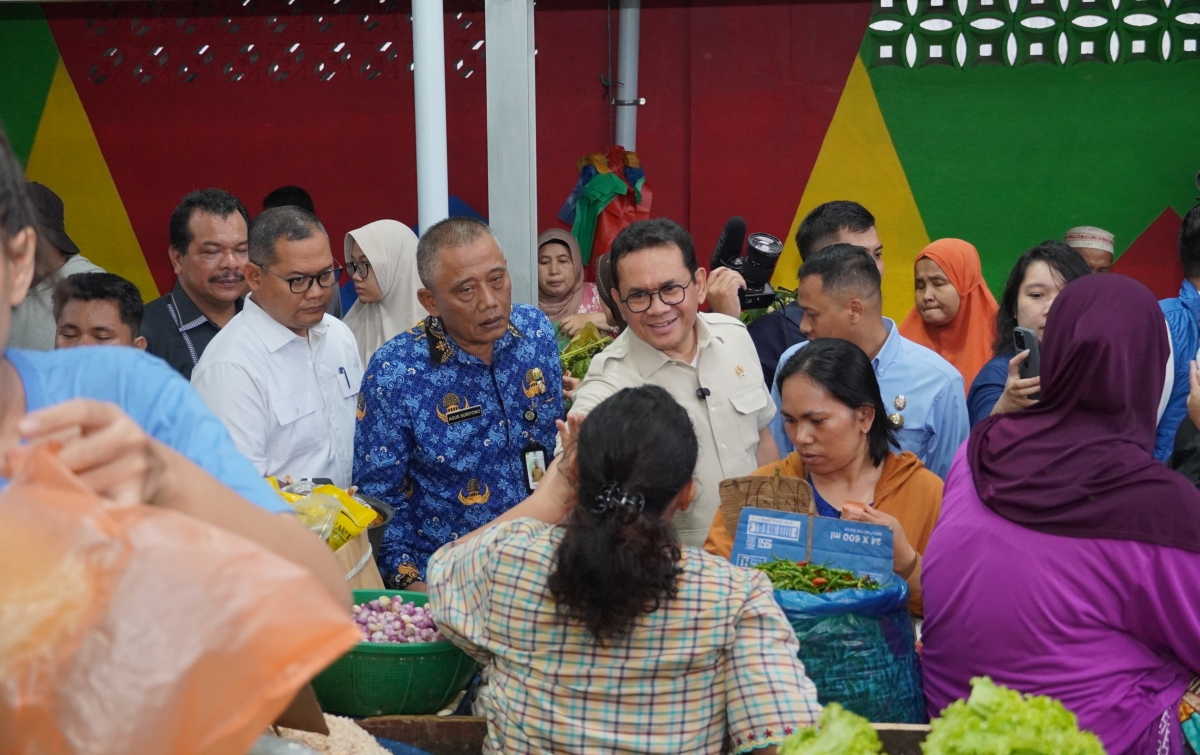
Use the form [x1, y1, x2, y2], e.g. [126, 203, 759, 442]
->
[710, 216, 783, 311]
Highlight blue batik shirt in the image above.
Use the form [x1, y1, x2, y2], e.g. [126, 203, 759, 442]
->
[354, 304, 564, 588]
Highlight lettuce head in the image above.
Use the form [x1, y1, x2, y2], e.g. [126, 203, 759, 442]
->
[923, 677, 1106, 755]
[778, 703, 882, 755]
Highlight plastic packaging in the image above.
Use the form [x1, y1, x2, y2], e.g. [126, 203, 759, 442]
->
[0, 447, 361, 755]
[774, 576, 926, 723]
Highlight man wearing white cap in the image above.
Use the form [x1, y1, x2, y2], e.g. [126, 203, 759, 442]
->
[1065, 226, 1115, 273]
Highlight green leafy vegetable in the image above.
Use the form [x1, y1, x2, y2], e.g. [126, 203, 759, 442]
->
[922, 677, 1106, 755]
[778, 703, 882, 755]
[559, 322, 611, 380]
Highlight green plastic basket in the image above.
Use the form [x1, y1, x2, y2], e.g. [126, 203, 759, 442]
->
[311, 590, 478, 717]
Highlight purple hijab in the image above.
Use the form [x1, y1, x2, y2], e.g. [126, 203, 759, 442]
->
[968, 274, 1200, 553]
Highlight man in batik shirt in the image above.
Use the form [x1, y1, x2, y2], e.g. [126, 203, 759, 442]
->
[354, 217, 563, 589]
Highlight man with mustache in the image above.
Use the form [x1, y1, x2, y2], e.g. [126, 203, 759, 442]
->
[142, 189, 251, 379]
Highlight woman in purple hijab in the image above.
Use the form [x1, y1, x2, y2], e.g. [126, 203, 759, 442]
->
[921, 273, 1200, 755]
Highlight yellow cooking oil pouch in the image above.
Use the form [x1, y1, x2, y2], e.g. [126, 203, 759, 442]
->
[315, 484, 378, 552]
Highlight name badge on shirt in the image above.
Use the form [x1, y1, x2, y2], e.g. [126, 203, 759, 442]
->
[436, 393, 484, 425]
[523, 441, 548, 494]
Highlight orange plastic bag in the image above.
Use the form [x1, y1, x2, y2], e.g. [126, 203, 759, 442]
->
[0, 447, 360, 755]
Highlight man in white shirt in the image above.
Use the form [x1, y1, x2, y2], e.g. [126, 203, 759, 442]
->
[192, 206, 362, 487]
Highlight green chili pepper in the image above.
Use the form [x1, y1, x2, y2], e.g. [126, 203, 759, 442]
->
[752, 558, 880, 594]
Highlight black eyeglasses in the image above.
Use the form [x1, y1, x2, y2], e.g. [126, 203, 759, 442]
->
[619, 278, 692, 313]
[347, 260, 372, 278]
[257, 263, 343, 294]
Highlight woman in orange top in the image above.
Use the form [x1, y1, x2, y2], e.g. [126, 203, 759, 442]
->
[900, 238, 999, 390]
[704, 338, 943, 615]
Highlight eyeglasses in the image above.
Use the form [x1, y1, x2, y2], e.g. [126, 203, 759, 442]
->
[257, 263, 343, 294]
[346, 260, 372, 278]
[619, 278, 692, 313]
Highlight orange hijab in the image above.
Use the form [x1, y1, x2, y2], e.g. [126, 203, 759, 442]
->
[899, 239, 998, 389]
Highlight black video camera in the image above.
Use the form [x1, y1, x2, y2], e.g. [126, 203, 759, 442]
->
[710, 216, 784, 311]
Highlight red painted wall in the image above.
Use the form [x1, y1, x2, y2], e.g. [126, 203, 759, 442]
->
[44, 0, 869, 293]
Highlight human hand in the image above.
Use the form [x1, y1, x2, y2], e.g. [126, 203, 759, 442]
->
[991, 350, 1040, 415]
[563, 373, 581, 403]
[706, 267, 746, 318]
[538, 414, 584, 521]
[841, 503, 918, 578]
[19, 399, 168, 507]
[558, 313, 592, 338]
[1187, 361, 1200, 429]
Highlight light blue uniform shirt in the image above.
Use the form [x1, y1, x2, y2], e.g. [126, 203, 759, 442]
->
[768, 318, 969, 480]
[6, 347, 288, 513]
[1157, 280, 1200, 462]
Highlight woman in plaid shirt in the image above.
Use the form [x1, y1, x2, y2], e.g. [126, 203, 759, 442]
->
[429, 385, 820, 754]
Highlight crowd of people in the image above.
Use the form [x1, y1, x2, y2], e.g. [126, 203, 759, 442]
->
[5, 115, 1200, 755]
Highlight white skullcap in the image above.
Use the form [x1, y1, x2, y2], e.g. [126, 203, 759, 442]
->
[1065, 226, 1115, 254]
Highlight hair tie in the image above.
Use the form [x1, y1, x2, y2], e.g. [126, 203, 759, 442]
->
[590, 482, 645, 519]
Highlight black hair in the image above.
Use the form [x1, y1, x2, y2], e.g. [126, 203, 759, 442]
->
[775, 339, 897, 465]
[168, 189, 250, 255]
[1181, 204, 1200, 279]
[263, 185, 316, 215]
[0, 128, 38, 251]
[993, 240, 1091, 355]
[608, 218, 698, 293]
[795, 201, 875, 261]
[248, 205, 327, 267]
[52, 272, 145, 337]
[797, 243, 882, 305]
[548, 385, 696, 642]
[415, 216, 495, 288]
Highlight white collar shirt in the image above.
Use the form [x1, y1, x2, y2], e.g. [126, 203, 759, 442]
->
[191, 295, 363, 488]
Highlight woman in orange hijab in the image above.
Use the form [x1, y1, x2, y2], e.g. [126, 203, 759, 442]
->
[900, 239, 998, 390]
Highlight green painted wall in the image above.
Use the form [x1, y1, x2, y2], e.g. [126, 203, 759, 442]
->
[0, 4, 59, 165]
[862, 0, 1200, 292]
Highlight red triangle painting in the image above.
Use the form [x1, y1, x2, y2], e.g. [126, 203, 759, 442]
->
[1113, 207, 1184, 300]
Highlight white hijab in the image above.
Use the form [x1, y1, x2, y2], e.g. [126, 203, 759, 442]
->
[343, 220, 423, 366]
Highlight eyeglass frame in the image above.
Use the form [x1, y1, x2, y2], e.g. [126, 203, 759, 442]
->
[618, 276, 694, 314]
[256, 262, 344, 294]
[346, 259, 372, 279]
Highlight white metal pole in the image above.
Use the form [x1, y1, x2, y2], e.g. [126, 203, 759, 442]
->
[614, 0, 640, 151]
[413, 0, 450, 233]
[485, 0, 538, 304]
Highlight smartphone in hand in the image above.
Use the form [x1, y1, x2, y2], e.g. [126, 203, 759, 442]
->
[1013, 326, 1042, 401]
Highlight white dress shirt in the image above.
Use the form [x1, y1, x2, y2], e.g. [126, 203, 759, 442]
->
[191, 296, 363, 487]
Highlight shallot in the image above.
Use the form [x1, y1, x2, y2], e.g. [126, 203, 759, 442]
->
[352, 597, 444, 644]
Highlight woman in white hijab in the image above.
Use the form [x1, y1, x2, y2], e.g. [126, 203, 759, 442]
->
[343, 220, 424, 367]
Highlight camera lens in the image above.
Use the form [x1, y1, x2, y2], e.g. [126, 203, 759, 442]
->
[741, 233, 783, 290]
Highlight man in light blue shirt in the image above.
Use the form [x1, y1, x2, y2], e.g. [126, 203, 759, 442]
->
[769, 244, 968, 479]
[1156, 204, 1200, 462]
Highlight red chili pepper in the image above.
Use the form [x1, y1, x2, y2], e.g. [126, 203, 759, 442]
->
[811, 577, 827, 586]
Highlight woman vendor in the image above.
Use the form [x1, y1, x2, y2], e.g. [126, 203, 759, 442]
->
[704, 338, 943, 616]
[536, 229, 614, 338]
[921, 274, 1200, 755]
[427, 386, 819, 754]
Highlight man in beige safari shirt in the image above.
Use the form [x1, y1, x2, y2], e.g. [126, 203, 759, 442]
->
[565, 218, 780, 547]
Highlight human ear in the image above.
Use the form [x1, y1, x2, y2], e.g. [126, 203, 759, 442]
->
[7, 226, 37, 308]
[417, 288, 439, 318]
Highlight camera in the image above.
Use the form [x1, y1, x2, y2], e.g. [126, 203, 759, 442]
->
[710, 216, 784, 311]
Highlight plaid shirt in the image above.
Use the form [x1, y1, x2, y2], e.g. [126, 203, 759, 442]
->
[428, 519, 820, 754]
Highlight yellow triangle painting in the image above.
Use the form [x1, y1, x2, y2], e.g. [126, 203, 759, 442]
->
[773, 56, 929, 322]
[25, 59, 159, 301]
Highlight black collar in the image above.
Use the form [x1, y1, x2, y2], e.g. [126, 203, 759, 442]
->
[172, 280, 244, 326]
[423, 314, 523, 367]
